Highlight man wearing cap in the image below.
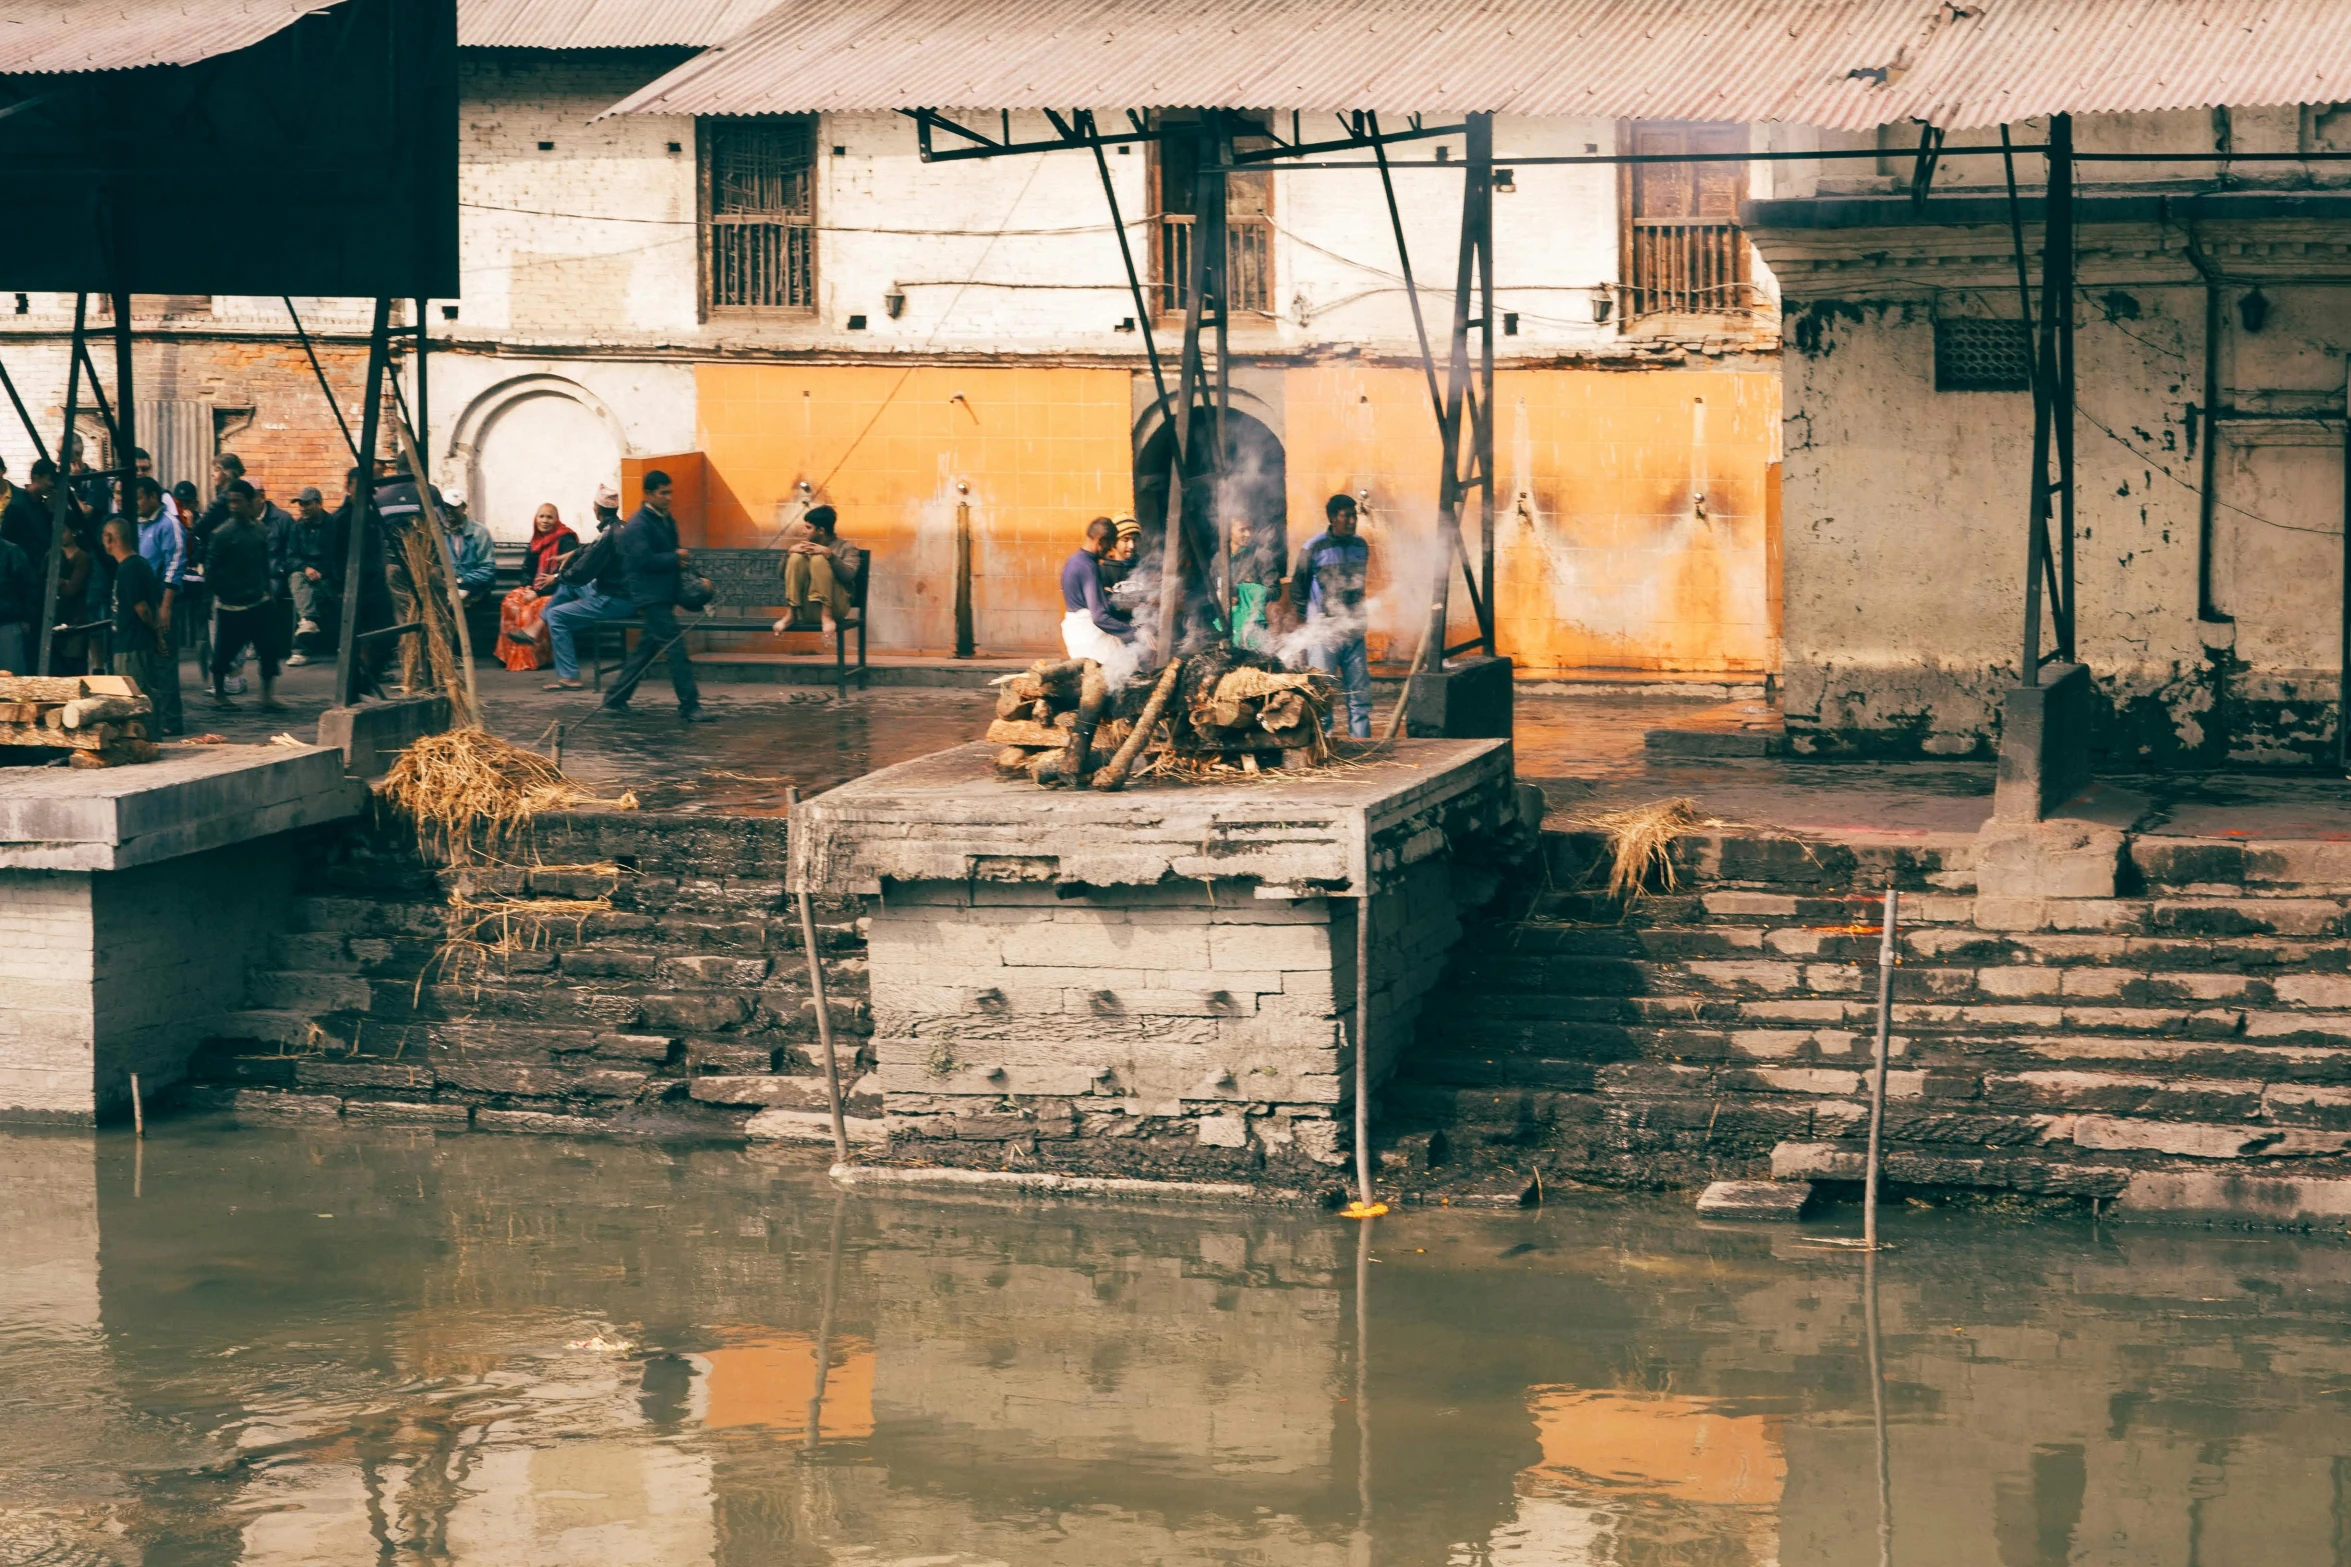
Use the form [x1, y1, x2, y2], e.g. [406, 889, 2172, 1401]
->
[539, 483, 633, 690]
[445, 486, 498, 605]
[283, 485, 334, 663]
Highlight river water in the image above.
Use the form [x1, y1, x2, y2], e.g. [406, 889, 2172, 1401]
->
[3, 1119, 2347, 1566]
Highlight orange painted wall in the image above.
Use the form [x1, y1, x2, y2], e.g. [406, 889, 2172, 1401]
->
[696, 364, 1136, 655]
[694, 361, 1777, 673]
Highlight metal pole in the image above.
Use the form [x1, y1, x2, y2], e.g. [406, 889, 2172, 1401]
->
[0, 351, 52, 466]
[2048, 114, 2077, 663]
[1470, 114, 1498, 656]
[110, 291, 134, 501]
[1085, 113, 1168, 408]
[283, 297, 356, 460]
[334, 299, 392, 707]
[1369, 112, 1445, 426]
[952, 498, 974, 658]
[1864, 886, 1898, 1252]
[35, 296, 85, 676]
[788, 785, 852, 1162]
[1353, 889, 1373, 1209]
[413, 298, 429, 475]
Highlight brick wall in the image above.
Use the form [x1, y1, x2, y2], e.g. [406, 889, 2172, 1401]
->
[0, 869, 96, 1121]
[866, 864, 1461, 1185]
[0, 837, 298, 1125]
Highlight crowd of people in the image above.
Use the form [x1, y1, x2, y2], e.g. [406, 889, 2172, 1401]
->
[2, 446, 1376, 740]
[1058, 494, 1374, 737]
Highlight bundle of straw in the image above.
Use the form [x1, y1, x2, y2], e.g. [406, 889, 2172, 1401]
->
[1575, 796, 1720, 901]
[395, 527, 477, 727]
[381, 726, 632, 862]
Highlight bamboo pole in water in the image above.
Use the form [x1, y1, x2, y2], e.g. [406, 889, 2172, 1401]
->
[1864, 887, 1899, 1251]
[788, 786, 851, 1162]
[129, 1072, 143, 1140]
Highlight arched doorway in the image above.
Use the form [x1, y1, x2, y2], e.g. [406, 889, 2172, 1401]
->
[449, 375, 625, 544]
[1132, 406, 1288, 643]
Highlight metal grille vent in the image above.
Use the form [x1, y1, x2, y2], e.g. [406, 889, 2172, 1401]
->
[1934, 318, 2032, 392]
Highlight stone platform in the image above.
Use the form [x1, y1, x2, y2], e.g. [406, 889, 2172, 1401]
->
[0, 745, 361, 1123]
[791, 739, 1525, 1184]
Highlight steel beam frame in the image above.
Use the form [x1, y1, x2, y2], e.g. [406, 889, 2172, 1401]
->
[333, 298, 394, 707]
[2005, 114, 2076, 684]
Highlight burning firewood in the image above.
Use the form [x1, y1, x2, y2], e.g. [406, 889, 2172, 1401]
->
[983, 645, 1335, 789]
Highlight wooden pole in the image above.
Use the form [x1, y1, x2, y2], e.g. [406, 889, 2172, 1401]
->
[129, 1072, 144, 1139]
[1864, 887, 1898, 1251]
[1353, 887, 1373, 1210]
[391, 407, 479, 720]
[788, 785, 851, 1162]
[953, 498, 975, 658]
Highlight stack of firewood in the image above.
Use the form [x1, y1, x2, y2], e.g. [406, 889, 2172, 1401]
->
[985, 649, 1333, 789]
[0, 675, 158, 767]
[987, 659, 1133, 787]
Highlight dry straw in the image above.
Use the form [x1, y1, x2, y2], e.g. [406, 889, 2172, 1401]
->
[1575, 796, 1723, 901]
[381, 727, 636, 864]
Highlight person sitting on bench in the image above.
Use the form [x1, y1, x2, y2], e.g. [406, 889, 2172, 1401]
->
[773, 505, 861, 634]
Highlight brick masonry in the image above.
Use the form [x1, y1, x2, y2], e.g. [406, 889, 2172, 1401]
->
[0, 837, 297, 1125]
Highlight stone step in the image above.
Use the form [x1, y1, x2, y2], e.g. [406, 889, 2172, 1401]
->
[246, 969, 377, 1014]
[744, 1107, 887, 1145]
[688, 1072, 883, 1114]
[288, 896, 451, 938]
[206, 1013, 679, 1063]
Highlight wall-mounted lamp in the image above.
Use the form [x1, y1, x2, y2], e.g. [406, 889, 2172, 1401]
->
[883, 285, 906, 320]
[2239, 287, 2270, 333]
[1589, 289, 1614, 325]
[1114, 316, 1136, 332]
[1503, 311, 1520, 336]
[1494, 167, 1517, 192]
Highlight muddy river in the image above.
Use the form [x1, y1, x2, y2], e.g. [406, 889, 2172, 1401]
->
[3, 1119, 2346, 1565]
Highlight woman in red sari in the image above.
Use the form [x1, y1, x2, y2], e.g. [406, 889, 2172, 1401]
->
[495, 503, 579, 671]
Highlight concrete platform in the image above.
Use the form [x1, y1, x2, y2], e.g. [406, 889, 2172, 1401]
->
[792, 738, 1526, 1186]
[0, 743, 363, 1124]
[0, 743, 360, 871]
[792, 737, 1516, 896]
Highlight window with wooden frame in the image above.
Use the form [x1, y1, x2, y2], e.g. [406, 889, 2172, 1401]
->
[702, 115, 817, 314]
[1148, 113, 1274, 317]
[1617, 121, 1754, 321]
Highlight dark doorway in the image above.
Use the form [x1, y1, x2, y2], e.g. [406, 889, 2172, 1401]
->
[1133, 407, 1288, 647]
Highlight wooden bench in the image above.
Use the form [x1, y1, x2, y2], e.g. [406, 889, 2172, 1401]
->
[589, 545, 871, 698]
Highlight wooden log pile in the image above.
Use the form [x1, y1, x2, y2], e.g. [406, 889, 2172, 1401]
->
[985, 649, 1333, 790]
[0, 675, 159, 767]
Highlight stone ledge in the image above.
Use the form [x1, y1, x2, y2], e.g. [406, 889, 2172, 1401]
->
[828, 1162, 1307, 1205]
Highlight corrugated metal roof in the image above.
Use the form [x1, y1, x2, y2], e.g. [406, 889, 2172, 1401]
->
[0, 0, 333, 74]
[458, 0, 779, 49]
[601, 0, 2351, 130]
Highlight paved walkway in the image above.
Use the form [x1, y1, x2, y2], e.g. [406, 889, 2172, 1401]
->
[147, 653, 2351, 841]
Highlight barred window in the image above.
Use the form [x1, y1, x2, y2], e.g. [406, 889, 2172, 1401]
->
[1934, 318, 2033, 392]
[704, 116, 816, 313]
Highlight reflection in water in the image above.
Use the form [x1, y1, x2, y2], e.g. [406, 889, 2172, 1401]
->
[2, 1120, 2350, 1564]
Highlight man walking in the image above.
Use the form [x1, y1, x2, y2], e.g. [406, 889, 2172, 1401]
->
[601, 470, 711, 723]
[203, 480, 283, 708]
[541, 496, 633, 691]
[1289, 493, 1372, 738]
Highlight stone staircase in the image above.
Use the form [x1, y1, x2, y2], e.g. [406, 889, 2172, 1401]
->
[1390, 825, 2351, 1216]
[184, 816, 878, 1140]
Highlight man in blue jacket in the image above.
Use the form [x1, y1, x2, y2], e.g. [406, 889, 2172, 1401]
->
[601, 470, 712, 723]
[1289, 493, 1372, 737]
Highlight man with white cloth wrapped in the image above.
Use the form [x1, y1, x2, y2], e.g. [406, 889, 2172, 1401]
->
[1059, 515, 1141, 689]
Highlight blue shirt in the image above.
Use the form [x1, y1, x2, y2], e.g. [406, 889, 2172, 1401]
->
[1288, 530, 1368, 622]
[136, 507, 184, 591]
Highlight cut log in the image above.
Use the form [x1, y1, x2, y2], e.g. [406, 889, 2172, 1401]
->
[0, 676, 88, 702]
[0, 701, 45, 723]
[993, 745, 1036, 772]
[60, 696, 148, 729]
[0, 721, 113, 750]
[985, 719, 1067, 748]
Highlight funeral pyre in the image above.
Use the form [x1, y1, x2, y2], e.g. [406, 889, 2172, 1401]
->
[986, 645, 1335, 790]
[0, 674, 158, 767]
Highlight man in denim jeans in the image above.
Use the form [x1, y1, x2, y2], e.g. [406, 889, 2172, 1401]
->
[1288, 493, 1371, 738]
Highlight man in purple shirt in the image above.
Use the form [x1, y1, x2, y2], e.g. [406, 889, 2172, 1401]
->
[1059, 515, 1139, 687]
